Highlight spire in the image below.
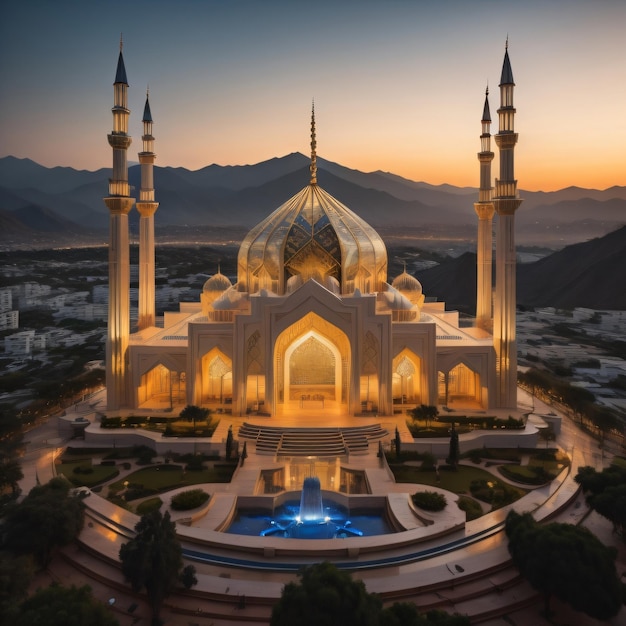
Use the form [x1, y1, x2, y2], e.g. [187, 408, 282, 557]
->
[142, 88, 152, 122]
[482, 86, 491, 123]
[309, 100, 317, 185]
[500, 39, 514, 86]
[115, 34, 128, 85]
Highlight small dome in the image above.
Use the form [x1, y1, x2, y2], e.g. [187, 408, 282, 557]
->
[203, 271, 232, 293]
[391, 270, 422, 295]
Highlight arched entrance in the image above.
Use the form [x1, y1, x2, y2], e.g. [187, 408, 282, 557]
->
[139, 363, 186, 409]
[274, 312, 351, 416]
[438, 362, 482, 409]
[392, 350, 422, 407]
[201, 348, 232, 407]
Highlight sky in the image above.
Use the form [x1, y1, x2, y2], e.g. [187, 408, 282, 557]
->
[1, 0, 625, 192]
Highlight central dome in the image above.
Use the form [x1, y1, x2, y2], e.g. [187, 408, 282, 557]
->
[237, 182, 387, 296]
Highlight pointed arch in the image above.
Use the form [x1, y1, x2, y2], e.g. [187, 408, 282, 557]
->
[392, 348, 423, 406]
[201, 347, 233, 405]
[274, 311, 350, 414]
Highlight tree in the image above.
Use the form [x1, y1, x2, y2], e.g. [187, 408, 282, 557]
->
[0, 553, 34, 618]
[270, 561, 381, 626]
[225, 425, 234, 460]
[395, 426, 401, 460]
[0, 409, 25, 505]
[505, 510, 621, 620]
[0, 458, 23, 499]
[119, 510, 196, 625]
[576, 463, 626, 540]
[270, 562, 470, 626]
[409, 404, 439, 429]
[446, 424, 459, 469]
[1, 477, 85, 567]
[13, 583, 118, 626]
[179, 404, 211, 433]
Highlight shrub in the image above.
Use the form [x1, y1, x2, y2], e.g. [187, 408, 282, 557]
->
[125, 486, 158, 501]
[136, 497, 163, 515]
[457, 495, 484, 521]
[185, 455, 207, 471]
[171, 489, 210, 511]
[411, 490, 447, 512]
[100, 416, 122, 428]
[470, 479, 523, 508]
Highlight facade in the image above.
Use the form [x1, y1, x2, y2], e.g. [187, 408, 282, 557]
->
[4, 330, 46, 356]
[105, 44, 521, 416]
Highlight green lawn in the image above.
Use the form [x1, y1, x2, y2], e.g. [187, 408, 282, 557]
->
[108, 463, 236, 494]
[57, 460, 120, 487]
[389, 464, 498, 493]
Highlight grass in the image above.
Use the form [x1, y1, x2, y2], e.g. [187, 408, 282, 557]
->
[107, 463, 236, 495]
[389, 464, 507, 494]
[56, 459, 120, 487]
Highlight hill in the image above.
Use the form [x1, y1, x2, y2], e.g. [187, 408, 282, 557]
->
[417, 225, 626, 312]
[0, 154, 624, 250]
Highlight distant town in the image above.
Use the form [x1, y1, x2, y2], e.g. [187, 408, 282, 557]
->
[1, 244, 624, 450]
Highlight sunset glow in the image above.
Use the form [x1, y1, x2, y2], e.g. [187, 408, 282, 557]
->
[1, 0, 624, 192]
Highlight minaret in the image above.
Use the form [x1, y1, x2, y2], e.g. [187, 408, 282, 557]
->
[474, 87, 495, 330]
[104, 37, 134, 410]
[492, 41, 523, 408]
[136, 89, 159, 330]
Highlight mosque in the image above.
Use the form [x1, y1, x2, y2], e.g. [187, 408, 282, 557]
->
[104, 43, 522, 419]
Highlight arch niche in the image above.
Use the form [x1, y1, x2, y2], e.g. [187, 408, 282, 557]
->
[138, 362, 186, 409]
[201, 348, 232, 406]
[274, 312, 351, 414]
[392, 349, 422, 406]
[438, 361, 483, 409]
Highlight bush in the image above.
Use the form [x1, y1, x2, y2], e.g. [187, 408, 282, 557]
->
[457, 495, 484, 521]
[411, 490, 447, 512]
[136, 497, 163, 515]
[100, 416, 122, 429]
[125, 486, 158, 501]
[171, 488, 210, 511]
[470, 479, 523, 508]
[185, 456, 206, 471]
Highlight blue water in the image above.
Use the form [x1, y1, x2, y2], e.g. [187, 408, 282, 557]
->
[225, 500, 394, 539]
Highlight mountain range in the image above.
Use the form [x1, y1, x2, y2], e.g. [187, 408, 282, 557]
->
[416, 224, 626, 313]
[1, 154, 624, 250]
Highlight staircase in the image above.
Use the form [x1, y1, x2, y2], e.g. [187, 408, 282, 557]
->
[238, 422, 388, 457]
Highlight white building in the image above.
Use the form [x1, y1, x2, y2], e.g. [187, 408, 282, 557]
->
[4, 330, 46, 356]
[104, 43, 522, 415]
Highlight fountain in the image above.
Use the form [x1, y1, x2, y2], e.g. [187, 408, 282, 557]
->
[298, 476, 324, 522]
[224, 475, 392, 539]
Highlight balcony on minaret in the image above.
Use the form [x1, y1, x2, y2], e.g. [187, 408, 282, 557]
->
[494, 180, 518, 199]
[108, 180, 130, 196]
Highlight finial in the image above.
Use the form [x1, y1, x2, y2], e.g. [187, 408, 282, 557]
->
[146, 85, 150, 98]
[485, 83, 489, 97]
[505, 35, 508, 50]
[310, 100, 317, 185]
[120, 33, 123, 52]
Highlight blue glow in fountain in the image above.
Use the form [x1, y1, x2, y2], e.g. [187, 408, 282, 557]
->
[254, 476, 365, 539]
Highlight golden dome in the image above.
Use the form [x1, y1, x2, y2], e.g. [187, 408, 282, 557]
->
[237, 183, 387, 296]
[203, 271, 232, 293]
[391, 270, 423, 295]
